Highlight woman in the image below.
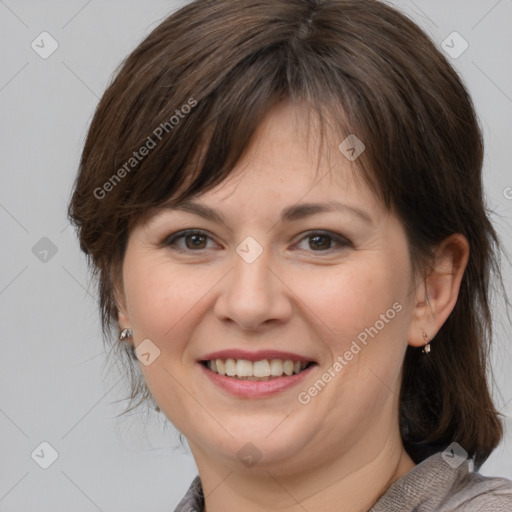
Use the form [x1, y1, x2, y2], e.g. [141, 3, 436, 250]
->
[68, 0, 512, 510]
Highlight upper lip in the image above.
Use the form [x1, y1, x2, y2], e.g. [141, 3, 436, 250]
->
[199, 349, 316, 363]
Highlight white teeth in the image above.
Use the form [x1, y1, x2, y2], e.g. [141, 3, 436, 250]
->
[236, 359, 253, 377]
[205, 358, 310, 379]
[253, 360, 271, 377]
[225, 358, 237, 376]
[216, 358, 225, 375]
[283, 360, 294, 376]
[270, 359, 283, 376]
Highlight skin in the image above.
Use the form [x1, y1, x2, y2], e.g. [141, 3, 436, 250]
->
[116, 101, 469, 512]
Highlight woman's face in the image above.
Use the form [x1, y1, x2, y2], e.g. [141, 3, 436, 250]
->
[117, 101, 420, 474]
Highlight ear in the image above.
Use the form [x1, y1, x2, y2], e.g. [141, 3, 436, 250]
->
[111, 265, 132, 335]
[407, 233, 470, 348]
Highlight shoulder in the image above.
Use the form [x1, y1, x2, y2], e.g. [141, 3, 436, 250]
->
[173, 475, 204, 512]
[446, 471, 512, 511]
[370, 451, 512, 512]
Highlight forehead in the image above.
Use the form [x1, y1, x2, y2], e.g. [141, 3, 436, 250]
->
[200, 101, 378, 207]
[142, 100, 383, 227]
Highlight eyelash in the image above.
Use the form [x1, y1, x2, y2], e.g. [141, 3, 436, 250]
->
[163, 229, 352, 255]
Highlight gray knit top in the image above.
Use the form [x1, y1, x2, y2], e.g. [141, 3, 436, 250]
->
[173, 451, 512, 511]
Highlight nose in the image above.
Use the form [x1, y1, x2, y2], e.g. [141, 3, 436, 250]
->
[213, 246, 293, 332]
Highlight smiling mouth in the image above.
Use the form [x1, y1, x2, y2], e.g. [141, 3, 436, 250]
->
[201, 358, 316, 381]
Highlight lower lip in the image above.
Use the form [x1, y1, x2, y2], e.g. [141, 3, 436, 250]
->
[198, 363, 317, 398]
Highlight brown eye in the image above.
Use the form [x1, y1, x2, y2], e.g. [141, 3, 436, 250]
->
[163, 229, 351, 255]
[164, 230, 214, 252]
[184, 233, 208, 249]
[308, 234, 332, 251]
[293, 231, 351, 253]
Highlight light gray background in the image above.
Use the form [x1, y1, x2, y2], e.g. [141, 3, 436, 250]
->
[1, 1, 511, 510]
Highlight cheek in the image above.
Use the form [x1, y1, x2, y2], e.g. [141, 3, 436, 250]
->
[294, 261, 405, 344]
[293, 258, 412, 402]
[122, 251, 217, 344]
[301, 263, 410, 403]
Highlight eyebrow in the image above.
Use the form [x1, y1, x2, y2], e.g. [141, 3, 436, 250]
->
[162, 199, 373, 225]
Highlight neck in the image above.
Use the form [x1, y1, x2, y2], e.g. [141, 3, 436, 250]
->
[190, 431, 416, 512]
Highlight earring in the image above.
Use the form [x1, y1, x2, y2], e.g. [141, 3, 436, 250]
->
[421, 329, 431, 353]
[119, 328, 133, 340]
[119, 328, 137, 361]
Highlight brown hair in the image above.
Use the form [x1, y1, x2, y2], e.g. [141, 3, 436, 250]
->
[67, 0, 509, 469]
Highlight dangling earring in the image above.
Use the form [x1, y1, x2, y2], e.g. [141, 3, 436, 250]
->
[119, 328, 133, 340]
[120, 328, 137, 360]
[421, 329, 431, 353]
